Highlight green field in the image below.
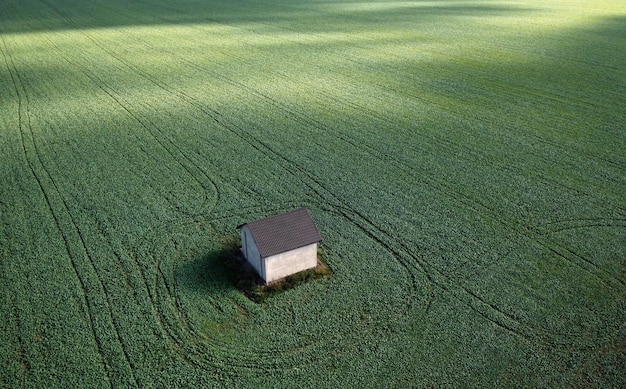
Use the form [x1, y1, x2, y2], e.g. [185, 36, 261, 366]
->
[1, 0, 625, 386]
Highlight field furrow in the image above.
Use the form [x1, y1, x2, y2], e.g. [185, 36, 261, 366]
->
[3, 36, 144, 388]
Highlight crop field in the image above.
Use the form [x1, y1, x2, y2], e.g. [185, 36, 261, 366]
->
[1, 0, 625, 387]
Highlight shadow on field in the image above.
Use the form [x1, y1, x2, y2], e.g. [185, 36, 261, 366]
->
[173, 235, 243, 299]
[1, 0, 535, 34]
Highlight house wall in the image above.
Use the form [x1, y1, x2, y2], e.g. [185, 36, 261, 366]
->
[240, 225, 264, 279]
[264, 243, 318, 283]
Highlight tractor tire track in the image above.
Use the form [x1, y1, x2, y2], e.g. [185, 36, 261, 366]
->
[105, 14, 624, 237]
[132, 219, 262, 371]
[335, 205, 537, 341]
[35, 31, 219, 218]
[534, 218, 626, 234]
[2, 19, 144, 386]
[126, 215, 223, 371]
[145, 259, 201, 368]
[16, 9, 229, 369]
[31, 0, 220, 215]
[154, 227, 323, 365]
[79, 3, 623, 222]
[538, 231, 625, 289]
[0, 31, 118, 388]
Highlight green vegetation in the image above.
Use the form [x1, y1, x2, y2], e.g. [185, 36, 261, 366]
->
[1, 0, 624, 387]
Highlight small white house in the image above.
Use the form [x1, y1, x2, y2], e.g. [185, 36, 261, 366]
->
[237, 208, 322, 284]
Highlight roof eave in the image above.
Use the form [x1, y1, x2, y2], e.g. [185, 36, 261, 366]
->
[259, 239, 322, 258]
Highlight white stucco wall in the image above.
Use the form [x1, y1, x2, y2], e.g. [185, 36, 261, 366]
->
[264, 243, 318, 283]
[240, 225, 264, 279]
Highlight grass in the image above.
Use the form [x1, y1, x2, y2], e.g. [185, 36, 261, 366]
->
[1, 0, 625, 387]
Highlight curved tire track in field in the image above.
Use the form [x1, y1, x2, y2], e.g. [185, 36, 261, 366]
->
[132, 219, 217, 371]
[534, 218, 626, 234]
[534, 219, 626, 289]
[34, 32, 219, 219]
[0, 33, 122, 388]
[334, 205, 539, 341]
[454, 217, 626, 293]
[342, 205, 623, 345]
[466, 218, 626, 343]
[136, 218, 278, 374]
[68, 1, 623, 220]
[132, 209, 365, 372]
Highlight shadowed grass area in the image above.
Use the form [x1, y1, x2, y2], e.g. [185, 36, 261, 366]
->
[0, 0, 538, 33]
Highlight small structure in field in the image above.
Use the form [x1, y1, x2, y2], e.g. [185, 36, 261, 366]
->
[237, 208, 322, 284]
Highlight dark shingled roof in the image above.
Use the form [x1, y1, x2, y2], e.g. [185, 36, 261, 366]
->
[239, 208, 322, 258]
